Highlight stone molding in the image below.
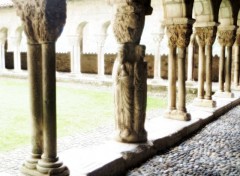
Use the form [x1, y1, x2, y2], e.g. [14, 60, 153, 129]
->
[195, 26, 217, 46]
[13, 0, 66, 44]
[166, 24, 192, 48]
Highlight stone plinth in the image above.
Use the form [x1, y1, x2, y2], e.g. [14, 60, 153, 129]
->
[164, 110, 191, 121]
[192, 98, 216, 108]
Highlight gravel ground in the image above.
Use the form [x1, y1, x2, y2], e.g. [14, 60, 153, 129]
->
[127, 105, 240, 176]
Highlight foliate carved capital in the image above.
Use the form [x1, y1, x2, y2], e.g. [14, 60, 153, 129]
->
[195, 26, 217, 46]
[166, 24, 192, 48]
[235, 33, 240, 46]
[112, 1, 152, 44]
[218, 30, 236, 47]
[13, 0, 66, 44]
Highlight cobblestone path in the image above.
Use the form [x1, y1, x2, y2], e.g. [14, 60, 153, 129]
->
[128, 106, 240, 176]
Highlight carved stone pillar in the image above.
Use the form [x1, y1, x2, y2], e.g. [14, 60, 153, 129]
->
[165, 23, 193, 121]
[13, 0, 69, 175]
[193, 26, 217, 107]
[0, 31, 7, 71]
[152, 33, 164, 81]
[68, 35, 81, 75]
[214, 27, 236, 98]
[96, 34, 107, 78]
[10, 36, 22, 72]
[233, 32, 240, 87]
[187, 33, 195, 82]
[110, 0, 152, 143]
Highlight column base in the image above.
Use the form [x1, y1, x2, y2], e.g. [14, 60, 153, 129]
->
[115, 129, 147, 143]
[186, 80, 195, 86]
[164, 110, 191, 121]
[213, 91, 234, 98]
[192, 98, 216, 108]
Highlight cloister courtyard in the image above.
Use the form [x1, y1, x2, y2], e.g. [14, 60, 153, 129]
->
[0, 0, 240, 175]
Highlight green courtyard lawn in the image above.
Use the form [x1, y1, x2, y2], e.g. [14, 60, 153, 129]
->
[0, 77, 167, 152]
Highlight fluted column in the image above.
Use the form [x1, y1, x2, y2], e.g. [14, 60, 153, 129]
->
[10, 36, 22, 72]
[193, 26, 217, 107]
[165, 23, 193, 121]
[233, 32, 240, 87]
[96, 34, 107, 78]
[214, 27, 236, 98]
[68, 35, 81, 75]
[152, 33, 164, 81]
[13, 0, 69, 175]
[109, 0, 152, 143]
[0, 30, 7, 71]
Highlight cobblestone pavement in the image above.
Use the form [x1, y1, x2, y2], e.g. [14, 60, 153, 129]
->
[128, 106, 240, 176]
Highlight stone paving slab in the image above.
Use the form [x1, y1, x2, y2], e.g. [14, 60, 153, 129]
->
[58, 94, 240, 176]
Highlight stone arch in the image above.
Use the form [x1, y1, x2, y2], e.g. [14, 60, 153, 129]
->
[218, 0, 234, 26]
[0, 27, 8, 44]
[99, 21, 111, 35]
[161, 0, 194, 19]
[76, 21, 88, 38]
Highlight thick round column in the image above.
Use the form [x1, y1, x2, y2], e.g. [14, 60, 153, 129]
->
[23, 43, 43, 170]
[225, 46, 232, 92]
[198, 45, 205, 99]
[41, 42, 57, 161]
[168, 47, 177, 110]
[233, 45, 240, 86]
[219, 46, 225, 92]
[177, 47, 186, 112]
[205, 45, 212, 100]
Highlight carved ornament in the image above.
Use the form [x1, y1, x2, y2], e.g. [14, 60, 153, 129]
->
[195, 26, 217, 46]
[218, 30, 236, 47]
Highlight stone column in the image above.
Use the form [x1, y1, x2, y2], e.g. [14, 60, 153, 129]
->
[152, 33, 164, 81]
[96, 34, 107, 78]
[13, 0, 69, 175]
[110, 0, 152, 143]
[193, 26, 217, 107]
[187, 33, 195, 82]
[10, 36, 22, 72]
[233, 32, 240, 87]
[68, 35, 81, 75]
[165, 23, 193, 121]
[214, 27, 236, 98]
[0, 31, 7, 71]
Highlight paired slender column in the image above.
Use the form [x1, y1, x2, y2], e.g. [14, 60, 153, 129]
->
[68, 35, 81, 74]
[0, 31, 7, 71]
[214, 27, 236, 98]
[96, 34, 107, 78]
[13, 0, 69, 175]
[187, 33, 196, 82]
[233, 32, 240, 87]
[165, 23, 193, 121]
[11, 36, 22, 72]
[110, 0, 152, 142]
[152, 33, 164, 81]
[193, 26, 217, 107]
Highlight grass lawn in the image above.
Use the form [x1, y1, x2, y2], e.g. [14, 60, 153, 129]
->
[0, 77, 166, 152]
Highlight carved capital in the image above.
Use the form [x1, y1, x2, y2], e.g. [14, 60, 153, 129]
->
[195, 26, 217, 46]
[218, 30, 236, 47]
[166, 24, 192, 48]
[13, 0, 66, 44]
[235, 33, 240, 46]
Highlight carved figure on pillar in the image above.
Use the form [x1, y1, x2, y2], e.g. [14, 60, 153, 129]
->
[214, 28, 236, 98]
[13, 0, 69, 175]
[110, 0, 152, 143]
[165, 23, 193, 121]
[193, 26, 217, 108]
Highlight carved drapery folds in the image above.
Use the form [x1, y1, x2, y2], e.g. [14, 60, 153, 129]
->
[111, 0, 152, 143]
[193, 26, 217, 107]
[13, 0, 69, 175]
[165, 24, 192, 121]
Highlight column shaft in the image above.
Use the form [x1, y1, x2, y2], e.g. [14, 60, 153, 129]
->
[97, 45, 104, 77]
[42, 43, 57, 160]
[225, 46, 232, 92]
[187, 43, 194, 81]
[219, 46, 225, 91]
[177, 47, 186, 112]
[205, 45, 212, 100]
[0, 44, 5, 70]
[198, 45, 205, 98]
[14, 45, 21, 71]
[233, 45, 240, 86]
[168, 47, 177, 110]
[25, 44, 43, 169]
[154, 43, 161, 79]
